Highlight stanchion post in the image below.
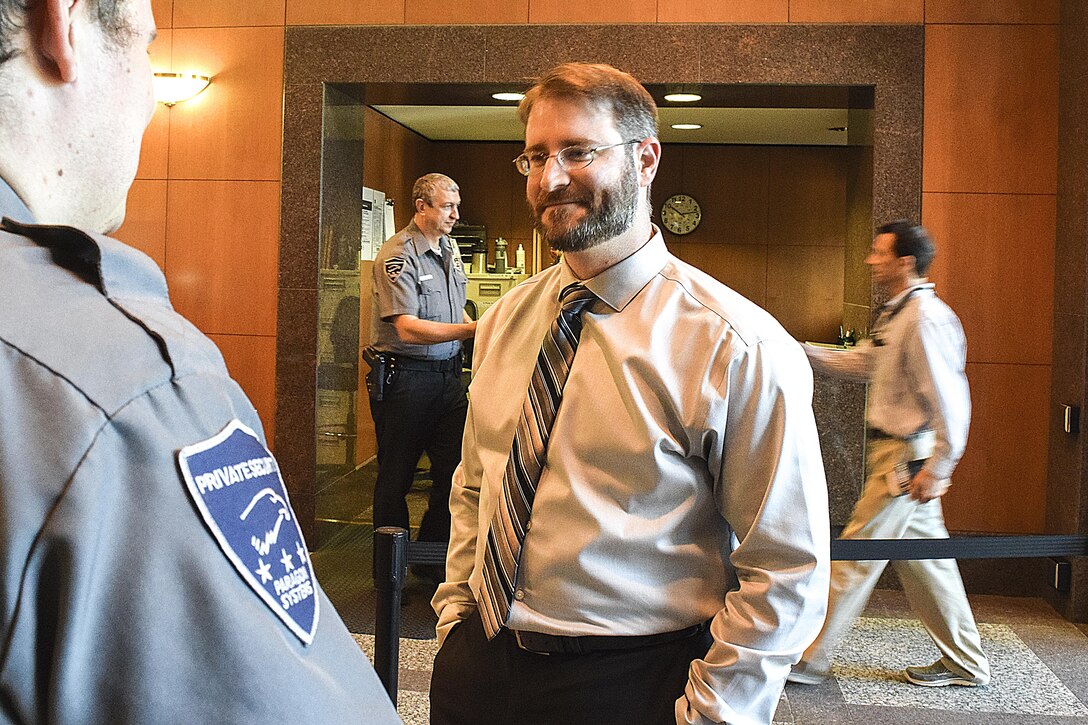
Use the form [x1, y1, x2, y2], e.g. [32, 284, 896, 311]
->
[373, 526, 408, 705]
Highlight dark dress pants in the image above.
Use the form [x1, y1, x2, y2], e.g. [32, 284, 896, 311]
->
[430, 610, 714, 725]
[369, 366, 467, 543]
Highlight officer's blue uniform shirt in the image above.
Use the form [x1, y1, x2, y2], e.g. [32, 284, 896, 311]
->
[371, 220, 468, 360]
[0, 178, 400, 724]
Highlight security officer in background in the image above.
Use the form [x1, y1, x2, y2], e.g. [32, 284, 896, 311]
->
[0, 0, 399, 721]
[369, 173, 476, 583]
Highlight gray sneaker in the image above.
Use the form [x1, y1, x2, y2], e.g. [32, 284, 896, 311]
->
[786, 663, 829, 685]
[903, 660, 986, 687]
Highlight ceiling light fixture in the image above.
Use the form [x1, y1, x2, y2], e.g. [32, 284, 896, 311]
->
[491, 92, 525, 102]
[671, 123, 703, 130]
[664, 93, 702, 103]
[153, 72, 212, 107]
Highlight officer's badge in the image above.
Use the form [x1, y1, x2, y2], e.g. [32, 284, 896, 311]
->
[384, 256, 405, 282]
[178, 419, 319, 644]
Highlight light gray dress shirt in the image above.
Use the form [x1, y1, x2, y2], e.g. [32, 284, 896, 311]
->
[434, 229, 830, 725]
[0, 177, 400, 724]
[804, 283, 970, 480]
[371, 220, 468, 360]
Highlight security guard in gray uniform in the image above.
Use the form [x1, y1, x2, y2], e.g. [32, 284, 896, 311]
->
[0, 0, 399, 722]
[368, 174, 476, 579]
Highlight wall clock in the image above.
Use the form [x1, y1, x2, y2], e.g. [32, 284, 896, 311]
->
[661, 194, 702, 236]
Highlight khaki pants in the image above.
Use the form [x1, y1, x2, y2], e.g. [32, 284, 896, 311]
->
[800, 438, 990, 682]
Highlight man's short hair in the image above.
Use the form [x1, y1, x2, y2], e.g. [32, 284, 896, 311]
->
[517, 62, 659, 143]
[0, 0, 134, 65]
[878, 219, 936, 276]
[412, 173, 459, 207]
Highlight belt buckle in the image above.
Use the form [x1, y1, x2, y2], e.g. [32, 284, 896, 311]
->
[513, 630, 552, 655]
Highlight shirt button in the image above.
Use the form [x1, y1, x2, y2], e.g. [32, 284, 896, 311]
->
[514, 589, 525, 601]
[525, 520, 532, 531]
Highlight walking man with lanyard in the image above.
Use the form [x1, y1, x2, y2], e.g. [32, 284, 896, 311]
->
[369, 173, 476, 583]
[790, 220, 990, 688]
[430, 62, 830, 725]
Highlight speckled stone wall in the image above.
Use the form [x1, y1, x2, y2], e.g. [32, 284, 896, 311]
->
[278, 24, 924, 540]
[1045, 1, 1088, 621]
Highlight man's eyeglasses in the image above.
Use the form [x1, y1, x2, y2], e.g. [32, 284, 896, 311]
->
[513, 140, 641, 177]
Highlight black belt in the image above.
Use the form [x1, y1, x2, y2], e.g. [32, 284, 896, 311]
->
[508, 621, 708, 655]
[383, 353, 460, 372]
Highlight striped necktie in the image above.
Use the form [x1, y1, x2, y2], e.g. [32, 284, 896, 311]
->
[478, 281, 597, 639]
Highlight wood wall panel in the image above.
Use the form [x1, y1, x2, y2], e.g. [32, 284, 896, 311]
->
[209, 333, 278, 447]
[528, 0, 656, 24]
[788, 0, 923, 23]
[286, 0, 405, 25]
[765, 244, 844, 342]
[168, 27, 285, 181]
[362, 108, 429, 234]
[678, 146, 769, 246]
[943, 362, 1050, 533]
[406, 0, 528, 24]
[923, 24, 1058, 194]
[923, 191, 1055, 366]
[173, 0, 286, 27]
[767, 146, 848, 246]
[139, 30, 172, 180]
[678, 243, 768, 307]
[152, 0, 172, 27]
[165, 181, 281, 336]
[115, 180, 168, 270]
[658, 0, 788, 23]
[924, 0, 1058, 24]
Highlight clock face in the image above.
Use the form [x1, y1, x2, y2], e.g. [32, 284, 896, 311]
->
[661, 194, 702, 236]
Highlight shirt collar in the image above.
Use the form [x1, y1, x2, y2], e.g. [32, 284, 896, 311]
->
[406, 219, 445, 258]
[0, 176, 170, 305]
[0, 176, 35, 224]
[884, 281, 935, 309]
[558, 225, 669, 312]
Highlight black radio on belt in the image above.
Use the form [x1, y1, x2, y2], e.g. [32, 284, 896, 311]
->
[362, 346, 395, 401]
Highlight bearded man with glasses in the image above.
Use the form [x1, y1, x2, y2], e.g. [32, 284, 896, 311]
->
[430, 62, 830, 725]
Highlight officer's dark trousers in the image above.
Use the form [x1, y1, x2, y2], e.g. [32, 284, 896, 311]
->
[430, 610, 714, 725]
[369, 366, 467, 543]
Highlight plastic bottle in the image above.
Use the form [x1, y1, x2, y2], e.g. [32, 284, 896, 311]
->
[494, 238, 508, 274]
[515, 244, 526, 272]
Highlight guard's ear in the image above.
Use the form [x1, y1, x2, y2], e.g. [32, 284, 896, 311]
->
[38, 0, 81, 83]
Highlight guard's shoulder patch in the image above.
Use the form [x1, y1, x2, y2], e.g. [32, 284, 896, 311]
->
[384, 256, 406, 283]
[178, 420, 320, 645]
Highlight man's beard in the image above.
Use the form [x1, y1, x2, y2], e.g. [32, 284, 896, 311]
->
[531, 162, 640, 253]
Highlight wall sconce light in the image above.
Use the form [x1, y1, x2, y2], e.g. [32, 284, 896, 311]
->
[153, 72, 212, 107]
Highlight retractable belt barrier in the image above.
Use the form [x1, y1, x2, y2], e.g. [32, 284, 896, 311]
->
[370, 526, 1088, 703]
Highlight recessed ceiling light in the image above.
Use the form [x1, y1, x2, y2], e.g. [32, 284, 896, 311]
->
[663, 93, 702, 103]
[491, 92, 525, 102]
[671, 123, 703, 130]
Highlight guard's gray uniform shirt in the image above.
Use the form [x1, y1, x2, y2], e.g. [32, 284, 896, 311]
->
[371, 221, 467, 360]
[0, 178, 400, 724]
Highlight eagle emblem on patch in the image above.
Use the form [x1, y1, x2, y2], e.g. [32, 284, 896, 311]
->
[178, 419, 320, 645]
[384, 256, 406, 282]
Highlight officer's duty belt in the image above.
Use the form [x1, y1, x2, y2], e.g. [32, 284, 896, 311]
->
[384, 353, 460, 372]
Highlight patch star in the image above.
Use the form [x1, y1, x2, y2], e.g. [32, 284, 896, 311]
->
[255, 558, 273, 583]
[280, 548, 295, 572]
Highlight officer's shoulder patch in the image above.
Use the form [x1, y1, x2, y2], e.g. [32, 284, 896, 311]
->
[384, 256, 406, 283]
[178, 420, 319, 645]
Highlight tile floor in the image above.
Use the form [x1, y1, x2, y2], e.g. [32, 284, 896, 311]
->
[349, 591, 1088, 725]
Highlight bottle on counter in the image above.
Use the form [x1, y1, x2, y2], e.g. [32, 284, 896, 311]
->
[515, 243, 526, 273]
[494, 237, 508, 274]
